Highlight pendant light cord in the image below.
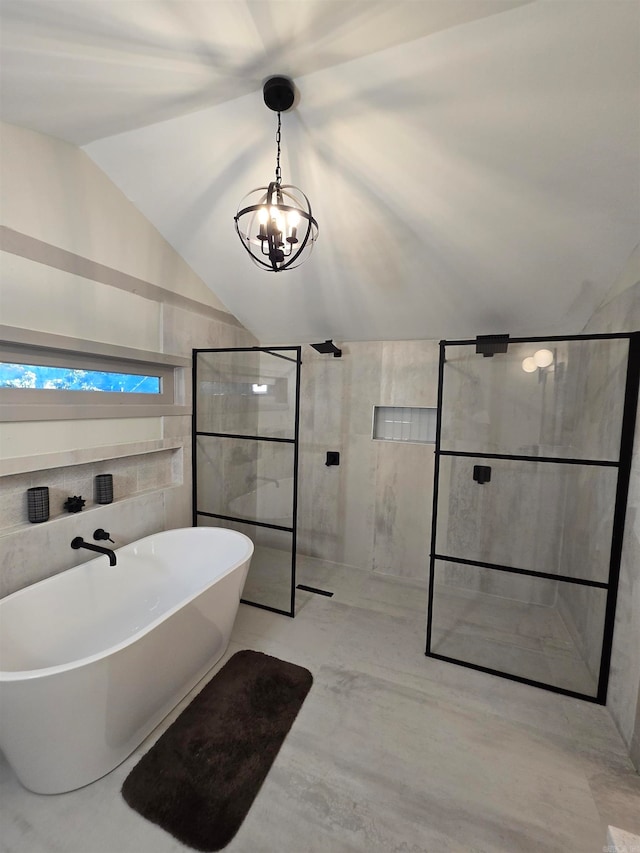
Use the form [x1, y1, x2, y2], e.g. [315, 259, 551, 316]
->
[275, 111, 282, 186]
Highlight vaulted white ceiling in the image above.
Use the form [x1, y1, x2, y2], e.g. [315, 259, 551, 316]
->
[1, 1, 638, 344]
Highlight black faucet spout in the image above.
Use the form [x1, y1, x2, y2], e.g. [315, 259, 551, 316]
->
[71, 536, 117, 566]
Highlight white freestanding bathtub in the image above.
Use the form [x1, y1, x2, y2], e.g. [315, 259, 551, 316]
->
[0, 526, 253, 794]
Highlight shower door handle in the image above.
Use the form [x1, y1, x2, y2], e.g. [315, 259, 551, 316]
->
[473, 465, 491, 484]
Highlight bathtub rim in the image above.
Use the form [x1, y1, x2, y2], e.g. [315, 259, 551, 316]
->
[0, 527, 253, 683]
[227, 476, 295, 525]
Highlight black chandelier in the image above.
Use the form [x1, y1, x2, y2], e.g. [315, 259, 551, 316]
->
[234, 77, 319, 272]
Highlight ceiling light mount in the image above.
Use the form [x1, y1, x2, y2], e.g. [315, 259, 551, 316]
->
[263, 76, 295, 112]
[234, 77, 318, 273]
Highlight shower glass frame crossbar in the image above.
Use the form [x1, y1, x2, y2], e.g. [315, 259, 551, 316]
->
[425, 331, 640, 704]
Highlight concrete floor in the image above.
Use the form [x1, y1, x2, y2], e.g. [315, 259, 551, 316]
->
[2, 561, 639, 852]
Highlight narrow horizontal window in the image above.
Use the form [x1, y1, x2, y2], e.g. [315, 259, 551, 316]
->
[0, 363, 161, 394]
[372, 406, 437, 443]
[0, 332, 189, 421]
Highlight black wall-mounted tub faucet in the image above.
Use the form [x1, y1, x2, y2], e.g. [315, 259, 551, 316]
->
[71, 537, 117, 566]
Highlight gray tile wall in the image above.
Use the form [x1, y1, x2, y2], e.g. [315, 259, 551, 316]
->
[582, 280, 640, 769]
[296, 339, 439, 581]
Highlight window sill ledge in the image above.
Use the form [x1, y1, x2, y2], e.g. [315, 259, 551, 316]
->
[1, 403, 190, 422]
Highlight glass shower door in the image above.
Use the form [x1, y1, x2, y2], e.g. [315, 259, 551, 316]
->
[193, 347, 301, 616]
[426, 334, 639, 701]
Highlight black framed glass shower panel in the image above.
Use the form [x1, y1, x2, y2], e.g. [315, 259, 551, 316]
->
[437, 335, 631, 461]
[434, 454, 619, 584]
[429, 559, 608, 696]
[426, 332, 640, 703]
[193, 346, 301, 617]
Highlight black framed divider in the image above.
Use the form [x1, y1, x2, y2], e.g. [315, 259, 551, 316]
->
[192, 346, 301, 617]
[426, 332, 639, 703]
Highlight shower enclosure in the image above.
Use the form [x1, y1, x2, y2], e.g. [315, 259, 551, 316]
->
[193, 346, 301, 616]
[426, 332, 639, 702]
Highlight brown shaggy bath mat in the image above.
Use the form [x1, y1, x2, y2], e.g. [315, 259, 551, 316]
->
[121, 650, 313, 851]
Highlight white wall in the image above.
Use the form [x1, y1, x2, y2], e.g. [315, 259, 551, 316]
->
[0, 122, 257, 596]
[0, 122, 230, 312]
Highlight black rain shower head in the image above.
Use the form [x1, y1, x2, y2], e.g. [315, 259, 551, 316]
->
[310, 340, 342, 358]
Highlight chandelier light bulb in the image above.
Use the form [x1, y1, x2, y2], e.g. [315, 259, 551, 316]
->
[533, 348, 554, 368]
[522, 357, 537, 373]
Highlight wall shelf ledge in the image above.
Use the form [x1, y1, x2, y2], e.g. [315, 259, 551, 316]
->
[0, 438, 184, 477]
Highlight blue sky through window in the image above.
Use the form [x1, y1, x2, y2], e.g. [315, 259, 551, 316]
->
[0, 363, 161, 394]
